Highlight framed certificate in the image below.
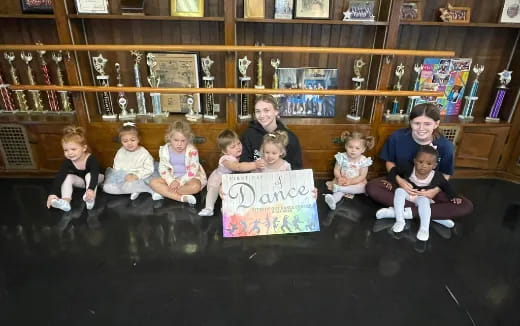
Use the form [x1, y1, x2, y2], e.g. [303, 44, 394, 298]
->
[171, 0, 204, 17]
[75, 0, 110, 14]
[244, 0, 265, 19]
[20, 0, 53, 13]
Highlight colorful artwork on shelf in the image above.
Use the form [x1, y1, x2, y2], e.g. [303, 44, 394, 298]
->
[417, 58, 472, 116]
[222, 170, 319, 238]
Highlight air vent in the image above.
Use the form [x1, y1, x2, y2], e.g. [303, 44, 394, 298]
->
[0, 124, 36, 169]
[438, 125, 461, 145]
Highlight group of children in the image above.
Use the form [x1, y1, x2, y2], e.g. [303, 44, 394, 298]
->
[47, 120, 463, 242]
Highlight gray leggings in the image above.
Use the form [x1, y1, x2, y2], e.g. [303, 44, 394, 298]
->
[394, 187, 431, 231]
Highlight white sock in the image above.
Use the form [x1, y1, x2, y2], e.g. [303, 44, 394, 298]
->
[417, 228, 429, 241]
[181, 195, 196, 205]
[392, 219, 406, 233]
[324, 194, 336, 210]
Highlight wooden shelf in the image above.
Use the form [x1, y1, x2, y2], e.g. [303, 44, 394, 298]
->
[68, 14, 224, 22]
[89, 116, 227, 125]
[236, 18, 388, 26]
[0, 112, 75, 124]
[0, 14, 54, 19]
[401, 21, 520, 28]
[381, 115, 511, 127]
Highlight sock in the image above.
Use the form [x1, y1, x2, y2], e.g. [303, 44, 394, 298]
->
[181, 195, 196, 205]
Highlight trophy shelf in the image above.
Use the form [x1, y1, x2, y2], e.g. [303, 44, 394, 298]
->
[400, 21, 520, 29]
[235, 18, 388, 26]
[68, 14, 224, 22]
[0, 14, 55, 19]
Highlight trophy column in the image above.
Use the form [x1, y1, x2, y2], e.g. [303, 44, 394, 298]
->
[254, 42, 265, 96]
[201, 56, 217, 120]
[347, 58, 366, 121]
[0, 70, 16, 113]
[185, 89, 201, 121]
[36, 43, 60, 112]
[52, 51, 73, 114]
[4, 52, 28, 112]
[238, 56, 252, 120]
[131, 50, 147, 116]
[115, 62, 135, 120]
[92, 54, 116, 119]
[385, 63, 405, 120]
[146, 53, 167, 118]
[407, 63, 423, 115]
[21, 52, 45, 113]
[486, 70, 512, 123]
[459, 64, 484, 121]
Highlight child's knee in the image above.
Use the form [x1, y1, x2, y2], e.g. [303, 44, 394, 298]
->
[395, 187, 407, 195]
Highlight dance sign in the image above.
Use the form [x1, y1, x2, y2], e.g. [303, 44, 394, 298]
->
[222, 169, 319, 238]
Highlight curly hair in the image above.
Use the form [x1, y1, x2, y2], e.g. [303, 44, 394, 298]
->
[261, 130, 289, 158]
[62, 125, 88, 149]
[340, 130, 375, 150]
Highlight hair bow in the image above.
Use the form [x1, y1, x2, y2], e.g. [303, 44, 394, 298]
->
[429, 143, 438, 150]
[267, 133, 276, 138]
[123, 122, 136, 127]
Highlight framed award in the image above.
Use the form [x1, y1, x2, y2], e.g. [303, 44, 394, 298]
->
[244, 0, 265, 19]
[295, 0, 330, 19]
[20, 0, 53, 13]
[439, 4, 470, 23]
[171, 0, 204, 17]
[400, 1, 422, 21]
[75, 0, 110, 14]
[274, 0, 293, 19]
[500, 0, 520, 23]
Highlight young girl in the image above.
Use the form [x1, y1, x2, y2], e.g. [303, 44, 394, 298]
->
[198, 129, 265, 217]
[324, 131, 374, 210]
[103, 122, 155, 200]
[256, 131, 291, 172]
[46, 126, 104, 211]
[149, 120, 207, 204]
[382, 145, 462, 241]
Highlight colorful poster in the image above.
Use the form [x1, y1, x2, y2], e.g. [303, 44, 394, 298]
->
[418, 58, 472, 116]
[222, 170, 319, 238]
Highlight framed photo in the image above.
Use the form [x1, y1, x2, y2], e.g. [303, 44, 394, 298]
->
[500, 0, 520, 23]
[400, 1, 422, 21]
[171, 0, 204, 17]
[20, 0, 53, 13]
[439, 4, 470, 23]
[120, 0, 146, 15]
[295, 0, 330, 19]
[274, 0, 294, 19]
[343, 0, 375, 21]
[148, 52, 201, 114]
[75, 0, 109, 14]
[244, 0, 265, 19]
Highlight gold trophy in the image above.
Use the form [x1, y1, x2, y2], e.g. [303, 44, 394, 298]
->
[385, 63, 406, 120]
[92, 54, 116, 119]
[52, 51, 73, 113]
[347, 58, 366, 120]
[21, 52, 45, 112]
[147, 53, 168, 119]
[4, 52, 28, 112]
[271, 58, 280, 89]
[254, 42, 265, 95]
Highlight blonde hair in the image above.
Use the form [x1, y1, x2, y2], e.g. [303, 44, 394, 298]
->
[217, 129, 240, 153]
[340, 131, 375, 151]
[261, 131, 289, 158]
[62, 125, 88, 149]
[118, 122, 140, 140]
[165, 120, 193, 143]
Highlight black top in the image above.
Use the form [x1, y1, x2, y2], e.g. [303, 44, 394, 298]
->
[50, 155, 101, 196]
[387, 164, 458, 199]
[240, 120, 303, 170]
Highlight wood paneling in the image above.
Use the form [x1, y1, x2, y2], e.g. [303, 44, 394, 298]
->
[456, 126, 510, 169]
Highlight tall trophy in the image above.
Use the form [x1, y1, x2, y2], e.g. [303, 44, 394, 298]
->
[36, 43, 59, 112]
[201, 56, 217, 120]
[115, 62, 135, 120]
[459, 64, 484, 121]
[486, 70, 512, 123]
[4, 52, 28, 112]
[92, 54, 116, 119]
[52, 51, 73, 113]
[0, 70, 16, 112]
[21, 52, 45, 112]
[385, 63, 406, 120]
[130, 50, 147, 116]
[146, 53, 167, 118]
[407, 63, 423, 114]
[254, 42, 265, 95]
[271, 58, 280, 89]
[185, 86, 201, 121]
[238, 56, 252, 120]
[347, 58, 366, 121]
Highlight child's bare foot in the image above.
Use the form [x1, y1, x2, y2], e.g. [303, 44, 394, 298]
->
[344, 193, 355, 199]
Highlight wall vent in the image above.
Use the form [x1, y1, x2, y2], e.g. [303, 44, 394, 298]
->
[0, 124, 36, 169]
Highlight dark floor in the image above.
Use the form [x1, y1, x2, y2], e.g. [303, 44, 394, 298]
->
[0, 178, 519, 326]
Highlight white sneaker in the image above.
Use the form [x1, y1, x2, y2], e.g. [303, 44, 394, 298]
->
[151, 192, 164, 201]
[82, 195, 95, 210]
[181, 195, 196, 205]
[432, 219, 455, 228]
[50, 198, 71, 212]
[324, 194, 336, 210]
[376, 207, 413, 219]
[417, 228, 430, 241]
[130, 192, 140, 200]
[392, 220, 406, 233]
[198, 208, 214, 216]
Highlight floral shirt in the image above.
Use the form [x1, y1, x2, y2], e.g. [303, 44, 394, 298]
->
[158, 143, 207, 187]
[334, 153, 372, 178]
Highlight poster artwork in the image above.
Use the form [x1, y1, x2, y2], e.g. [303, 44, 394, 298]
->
[222, 170, 319, 238]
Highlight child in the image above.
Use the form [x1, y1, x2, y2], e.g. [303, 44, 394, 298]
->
[324, 131, 374, 210]
[149, 120, 207, 204]
[198, 129, 265, 216]
[383, 145, 462, 241]
[103, 122, 155, 200]
[256, 131, 291, 172]
[46, 126, 104, 211]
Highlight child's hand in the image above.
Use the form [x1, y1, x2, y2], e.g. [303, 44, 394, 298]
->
[396, 176, 417, 195]
[84, 189, 95, 201]
[381, 180, 393, 190]
[451, 197, 462, 205]
[46, 195, 58, 208]
[125, 174, 139, 182]
[255, 159, 266, 170]
[338, 177, 348, 186]
[168, 180, 180, 192]
[418, 187, 440, 199]
[312, 187, 318, 200]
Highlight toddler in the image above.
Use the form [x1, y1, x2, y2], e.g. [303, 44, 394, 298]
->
[256, 131, 291, 172]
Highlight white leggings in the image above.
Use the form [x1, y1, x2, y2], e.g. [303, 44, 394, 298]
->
[61, 173, 104, 199]
[394, 187, 431, 231]
[330, 183, 366, 203]
[103, 180, 153, 195]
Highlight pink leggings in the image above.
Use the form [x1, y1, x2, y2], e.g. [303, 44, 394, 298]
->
[366, 177, 473, 220]
[61, 173, 104, 199]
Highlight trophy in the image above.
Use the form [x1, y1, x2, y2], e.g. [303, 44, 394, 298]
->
[271, 58, 280, 89]
[146, 53, 167, 118]
[92, 54, 116, 119]
[201, 56, 217, 120]
[36, 43, 59, 112]
[52, 51, 73, 113]
[254, 42, 265, 93]
[238, 56, 252, 120]
[21, 52, 45, 112]
[115, 62, 135, 120]
[459, 64, 484, 121]
[347, 58, 366, 120]
[4, 52, 28, 112]
[385, 63, 406, 120]
[130, 50, 147, 116]
[0, 70, 16, 112]
[486, 70, 512, 123]
[407, 63, 423, 114]
[185, 86, 201, 121]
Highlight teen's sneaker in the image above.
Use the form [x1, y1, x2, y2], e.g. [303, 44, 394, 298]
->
[324, 194, 336, 210]
[198, 208, 214, 216]
[151, 192, 164, 201]
[51, 198, 71, 212]
[181, 195, 196, 205]
[130, 192, 140, 201]
[432, 219, 455, 228]
[376, 207, 413, 219]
